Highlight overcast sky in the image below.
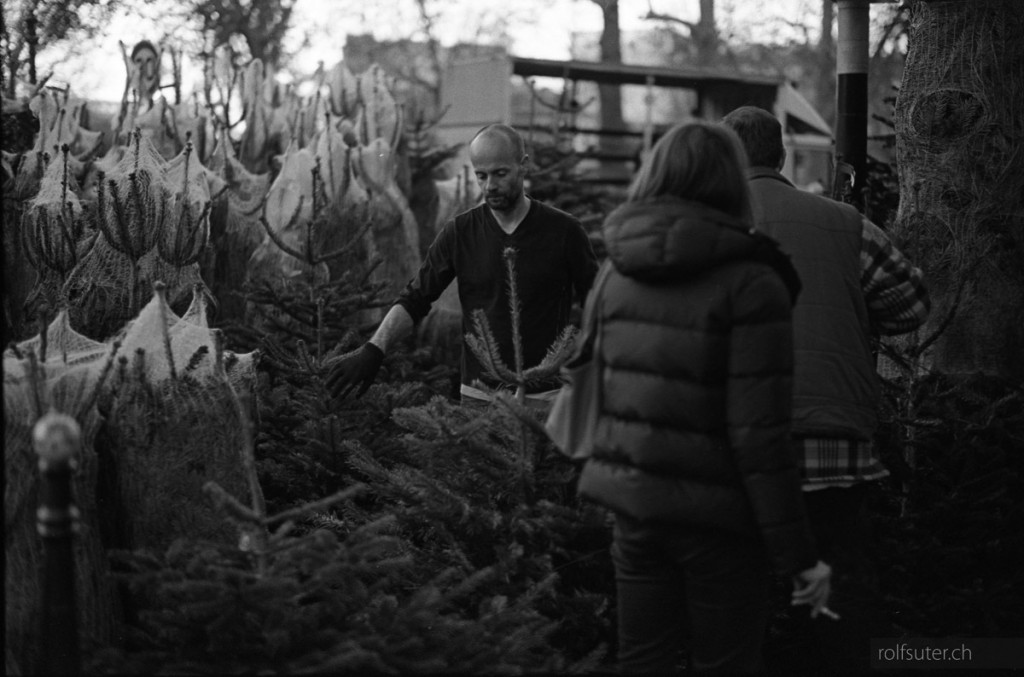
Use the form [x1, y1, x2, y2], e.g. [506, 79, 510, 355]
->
[31, 0, 888, 102]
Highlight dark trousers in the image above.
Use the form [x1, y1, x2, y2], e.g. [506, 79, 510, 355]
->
[767, 483, 893, 673]
[612, 515, 771, 674]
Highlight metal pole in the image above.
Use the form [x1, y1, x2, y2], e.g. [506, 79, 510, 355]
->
[34, 412, 82, 677]
[836, 0, 869, 206]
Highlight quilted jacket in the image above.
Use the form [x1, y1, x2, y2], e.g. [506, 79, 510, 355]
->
[577, 196, 817, 577]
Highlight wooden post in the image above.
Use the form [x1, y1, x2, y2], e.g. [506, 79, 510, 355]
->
[643, 75, 655, 155]
[836, 0, 870, 206]
[34, 412, 82, 677]
[26, 9, 38, 85]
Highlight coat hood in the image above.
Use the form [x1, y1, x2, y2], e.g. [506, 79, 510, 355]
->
[602, 196, 801, 301]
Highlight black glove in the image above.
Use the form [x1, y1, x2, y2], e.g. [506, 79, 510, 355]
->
[326, 342, 384, 399]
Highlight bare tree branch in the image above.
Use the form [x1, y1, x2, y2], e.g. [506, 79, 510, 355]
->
[644, 11, 696, 33]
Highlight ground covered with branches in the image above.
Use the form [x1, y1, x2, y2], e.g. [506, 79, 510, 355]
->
[80, 323, 1023, 674]
[84, 331, 615, 674]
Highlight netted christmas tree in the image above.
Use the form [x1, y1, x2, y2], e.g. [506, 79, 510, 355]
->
[203, 126, 271, 320]
[96, 283, 257, 551]
[3, 312, 121, 674]
[4, 275, 261, 672]
[61, 129, 213, 339]
[20, 144, 98, 315]
[3, 88, 104, 342]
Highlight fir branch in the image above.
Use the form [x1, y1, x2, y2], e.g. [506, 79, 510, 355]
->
[265, 484, 366, 527]
[203, 480, 261, 525]
[503, 247, 525, 379]
[492, 391, 550, 440]
[391, 395, 491, 443]
[429, 567, 499, 614]
[521, 324, 578, 383]
[465, 309, 517, 383]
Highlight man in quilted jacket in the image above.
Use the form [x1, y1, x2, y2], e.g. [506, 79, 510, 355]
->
[724, 105, 930, 673]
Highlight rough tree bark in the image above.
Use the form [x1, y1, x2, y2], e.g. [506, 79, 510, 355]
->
[892, 0, 1024, 380]
[588, 0, 629, 177]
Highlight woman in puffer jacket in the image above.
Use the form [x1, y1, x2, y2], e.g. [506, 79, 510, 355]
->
[577, 121, 831, 674]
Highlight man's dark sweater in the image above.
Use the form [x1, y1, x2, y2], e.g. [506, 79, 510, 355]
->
[396, 199, 598, 393]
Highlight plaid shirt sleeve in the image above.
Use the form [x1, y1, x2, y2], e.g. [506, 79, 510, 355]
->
[860, 218, 931, 335]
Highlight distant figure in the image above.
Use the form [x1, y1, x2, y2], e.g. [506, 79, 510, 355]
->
[576, 121, 831, 673]
[723, 105, 930, 673]
[126, 40, 161, 111]
[326, 124, 598, 405]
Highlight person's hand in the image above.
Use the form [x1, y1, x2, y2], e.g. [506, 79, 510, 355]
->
[326, 342, 384, 400]
[791, 560, 832, 619]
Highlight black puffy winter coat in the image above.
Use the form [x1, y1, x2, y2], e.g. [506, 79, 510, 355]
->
[577, 196, 817, 577]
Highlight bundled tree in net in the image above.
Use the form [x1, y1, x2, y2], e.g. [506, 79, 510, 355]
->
[3, 312, 121, 674]
[204, 126, 271, 321]
[20, 144, 98, 318]
[62, 129, 214, 339]
[96, 282, 258, 552]
[4, 88, 103, 342]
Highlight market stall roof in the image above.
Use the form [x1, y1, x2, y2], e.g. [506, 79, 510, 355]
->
[776, 81, 832, 136]
[510, 56, 831, 137]
[510, 56, 782, 90]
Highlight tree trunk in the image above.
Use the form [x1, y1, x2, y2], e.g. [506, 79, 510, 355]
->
[892, 0, 1024, 379]
[693, 0, 718, 66]
[595, 0, 624, 126]
[591, 0, 629, 180]
[26, 7, 38, 85]
[820, 0, 834, 54]
[816, 0, 836, 127]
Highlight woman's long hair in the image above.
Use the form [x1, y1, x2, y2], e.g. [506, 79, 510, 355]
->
[627, 121, 753, 223]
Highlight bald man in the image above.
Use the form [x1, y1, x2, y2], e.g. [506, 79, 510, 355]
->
[327, 124, 598, 405]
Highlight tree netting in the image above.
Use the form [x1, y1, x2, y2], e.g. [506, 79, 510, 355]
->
[101, 284, 256, 546]
[238, 72, 423, 332]
[247, 141, 325, 286]
[3, 90, 101, 200]
[24, 151, 86, 251]
[61, 130, 211, 338]
[206, 127, 270, 247]
[3, 54, 477, 671]
[892, 0, 1024, 377]
[115, 283, 256, 391]
[2, 88, 102, 337]
[120, 97, 182, 160]
[3, 313, 120, 676]
[3, 285, 257, 673]
[63, 239, 207, 338]
[19, 146, 94, 313]
[353, 138, 422, 303]
[203, 127, 272, 320]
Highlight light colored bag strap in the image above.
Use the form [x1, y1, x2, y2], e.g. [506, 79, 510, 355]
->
[575, 260, 614, 359]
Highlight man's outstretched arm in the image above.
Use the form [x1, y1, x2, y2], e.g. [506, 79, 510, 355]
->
[327, 217, 457, 399]
[368, 304, 415, 353]
[326, 305, 415, 400]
